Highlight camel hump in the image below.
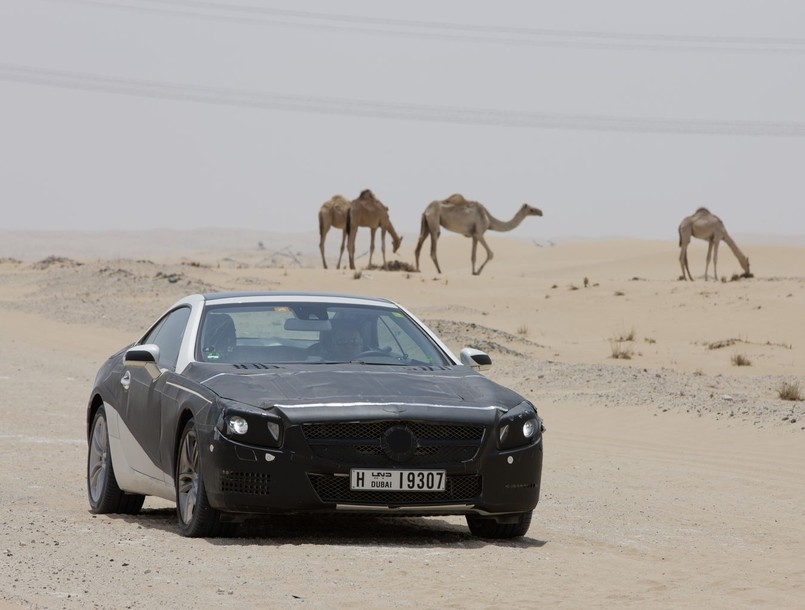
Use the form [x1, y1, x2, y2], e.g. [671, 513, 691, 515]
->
[695, 206, 711, 214]
[332, 194, 349, 205]
[359, 188, 375, 200]
[445, 193, 466, 204]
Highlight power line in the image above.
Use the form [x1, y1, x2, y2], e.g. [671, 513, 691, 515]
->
[44, 0, 805, 54]
[2, 62, 804, 137]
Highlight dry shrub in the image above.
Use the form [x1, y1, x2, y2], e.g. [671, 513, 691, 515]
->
[609, 340, 633, 360]
[367, 261, 417, 272]
[708, 338, 739, 350]
[614, 327, 636, 342]
[778, 381, 803, 401]
[731, 354, 751, 366]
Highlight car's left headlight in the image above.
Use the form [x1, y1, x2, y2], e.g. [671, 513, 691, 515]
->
[215, 403, 283, 448]
[497, 401, 543, 450]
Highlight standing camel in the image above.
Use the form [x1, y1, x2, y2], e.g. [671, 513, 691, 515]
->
[318, 195, 351, 269]
[346, 189, 403, 270]
[678, 207, 751, 281]
[414, 194, 543, 275]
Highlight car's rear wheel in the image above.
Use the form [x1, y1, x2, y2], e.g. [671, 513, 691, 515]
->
[87, 406, 145, 515]
[176, 418, 236, 537]
[466, 511, 533, 539]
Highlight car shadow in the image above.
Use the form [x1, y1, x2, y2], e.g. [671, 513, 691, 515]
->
[105, 508, 547, 548]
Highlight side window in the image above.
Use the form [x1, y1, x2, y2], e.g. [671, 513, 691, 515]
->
[142, 307, 191, 370]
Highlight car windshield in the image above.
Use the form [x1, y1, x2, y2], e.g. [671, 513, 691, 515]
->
[196, 301, 450, 366]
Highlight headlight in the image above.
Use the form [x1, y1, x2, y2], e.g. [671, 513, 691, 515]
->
[228, 416, 248, 435]
[497, 402, 542, 450]
[217, 405, 283, 448]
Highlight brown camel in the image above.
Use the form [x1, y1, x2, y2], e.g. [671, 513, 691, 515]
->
[678, 207, 751, 281]
[318, 194, 351, 269]
[346, 189, 402, 270]
[414, 194, 543, 275]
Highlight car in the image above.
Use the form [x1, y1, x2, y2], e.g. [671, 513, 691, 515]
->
[86, 291, 544, 538]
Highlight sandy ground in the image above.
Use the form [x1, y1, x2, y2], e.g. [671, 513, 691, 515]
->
[1, 231, 803, 609]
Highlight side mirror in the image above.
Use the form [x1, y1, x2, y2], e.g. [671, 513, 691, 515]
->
[125, 344, 162, 380]
[459, 347, 492, 371]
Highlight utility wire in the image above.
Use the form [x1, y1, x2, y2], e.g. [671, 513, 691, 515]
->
[2, 62, 804, 137]
[42, 0, 805, 54]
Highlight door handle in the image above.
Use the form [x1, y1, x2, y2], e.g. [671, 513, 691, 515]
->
[121, 370, 131, 391]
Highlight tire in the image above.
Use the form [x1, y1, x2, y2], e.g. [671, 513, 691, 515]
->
[175, 419, 236, 538]
[466, 511, 533, 539]
[87, 406, 145, 515]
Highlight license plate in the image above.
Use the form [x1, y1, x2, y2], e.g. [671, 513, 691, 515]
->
[350, 469, 446, 491]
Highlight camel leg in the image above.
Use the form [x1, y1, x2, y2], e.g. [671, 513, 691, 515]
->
[380, 228, 387, 269]
[712, 239, 720, 281]
[681, 246, 694, 281]
[679, 245, 688, 280]
[319, 227, 329, 270]
[705, 239, 714, 281]
[473, 235, 494, 276]
[368, 227, 377, 268]
[336, 229, 347, 270]
[347, 226, 357, 270]
[414, 216, 429, 272]
[414, 235, 427, 271]
[429, 230, 442, 274]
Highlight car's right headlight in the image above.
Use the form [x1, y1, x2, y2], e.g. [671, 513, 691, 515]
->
[497, 401, 543, 450]
[215, 403, 283, 448]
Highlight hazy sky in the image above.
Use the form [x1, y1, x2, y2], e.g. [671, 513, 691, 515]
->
[2, 0, 804, 243]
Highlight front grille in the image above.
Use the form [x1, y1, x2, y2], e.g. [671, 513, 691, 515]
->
[220, 470, 271, 495]
[310, 443, 479, 465]
[310, 473, 481, 505]
[301, 421, 485, 466]
[303, 422, 483, 441]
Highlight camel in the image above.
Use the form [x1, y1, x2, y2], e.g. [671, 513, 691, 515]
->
[678, 207, 751, 281]
[346, 189, 402, 270]
[414, 194, 543, 275]
[318, 195, 351, 269]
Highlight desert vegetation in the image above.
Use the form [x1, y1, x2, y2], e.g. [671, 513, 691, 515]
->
[778, 381, 803, 401]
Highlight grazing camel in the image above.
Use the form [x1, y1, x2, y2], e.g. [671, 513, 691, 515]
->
[346, 189, 403, 270]
[678, 207, 751, 281]
[318, 195, 351, 269]
[414, 194, 543, 275]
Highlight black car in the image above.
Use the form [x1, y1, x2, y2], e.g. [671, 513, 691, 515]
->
[86, 292, 544, 538]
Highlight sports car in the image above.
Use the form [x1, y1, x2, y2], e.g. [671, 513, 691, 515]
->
[86, 292, 544, 538]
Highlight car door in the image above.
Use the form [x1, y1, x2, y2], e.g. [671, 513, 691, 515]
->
[123, 306, 191, 482]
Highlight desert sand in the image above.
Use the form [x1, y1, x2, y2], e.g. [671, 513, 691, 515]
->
[1, 230, 803, 609]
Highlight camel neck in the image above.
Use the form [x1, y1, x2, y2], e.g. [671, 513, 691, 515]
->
[487, 210, 527, 232]
[722, 233, 749, 270]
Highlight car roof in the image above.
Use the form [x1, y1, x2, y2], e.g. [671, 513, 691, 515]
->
[198, 291, 397, 306]
[165, 292, 405, 316]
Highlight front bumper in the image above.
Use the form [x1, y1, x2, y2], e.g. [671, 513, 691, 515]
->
[201, 423, 543, 518]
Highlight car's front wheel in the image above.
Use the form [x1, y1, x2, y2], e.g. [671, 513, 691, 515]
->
[87, 406, 145, 515]
[466, 511, 533, 539]
[175, 418, 236, 537]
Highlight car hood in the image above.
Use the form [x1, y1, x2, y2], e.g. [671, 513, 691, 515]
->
[184, 362, 526, 416]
